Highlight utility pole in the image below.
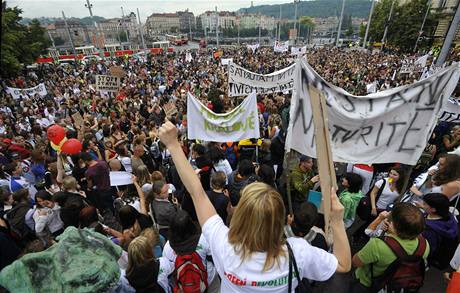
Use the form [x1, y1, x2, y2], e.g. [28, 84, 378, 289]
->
[336, 0, 346, 46]
[121, 6, 129, 47]
[294, 0, 300, 44]
[137, 8, 146, 50]
[237, 17, 240, 45]
[381, 0, 396, 48]
[61, 11, 77, 64]
[188, 14, 192, 41]
[362, 0, 376, 48]
[47, 30, 56, 49]
[84, 0, 104, 55]
[414, 0, 432, 52]
[278, 4, 282, 41]
[436, 0, 460, 65]
[215, 6, 219, 47]
[259, 14, 262, 44]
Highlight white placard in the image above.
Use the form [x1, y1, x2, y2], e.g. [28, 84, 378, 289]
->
[291, 46, 307, 56]
[187, 92, 259, 142]
[439, 96, 460, 123]
[221, 58, 233, 66]
[228, 63, 295, 97]
[274, 41, 289, 53]
[96, 75, 120, 92]
[286, 59, 460, 165]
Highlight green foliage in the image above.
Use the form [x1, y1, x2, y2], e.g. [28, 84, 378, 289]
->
[222, 27, 269, 38]
[239, 0, 372, 19]
[368, 0, 437, 51]
[1, 5, 51, 77]
[359, 22, 366, 38]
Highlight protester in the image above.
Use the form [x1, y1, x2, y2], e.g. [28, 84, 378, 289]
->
[370, 167, 408, 216]
[290, 155, 320, 211]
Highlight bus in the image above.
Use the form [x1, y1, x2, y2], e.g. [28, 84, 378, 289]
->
[166, 34, 188, 46]
[150, 41, 174, 54]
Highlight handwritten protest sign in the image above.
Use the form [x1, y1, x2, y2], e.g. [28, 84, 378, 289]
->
[96, 75, 120, 92]
[71, 112, 84, 128]
[274, 41, 289, 53]
[163, 102, 178, 118]
[439, 97, 460, 123]
[6, 83, 47, 100]
[221, 58, 233, 66]
[291, 46, 307, 56]
[228, 63, 295, 97]
[286, 58, 460, 165]
[187, 92, 259, 142]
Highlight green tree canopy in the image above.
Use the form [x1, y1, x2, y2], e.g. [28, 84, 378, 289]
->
[1, 4, 51, 77]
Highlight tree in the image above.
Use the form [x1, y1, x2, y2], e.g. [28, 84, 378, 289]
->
[299, 16, 315, 43]
[1, 4, 51, 77]
[367, 0, 437, 51]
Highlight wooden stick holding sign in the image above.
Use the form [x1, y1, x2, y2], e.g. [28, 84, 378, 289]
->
[309, 87, 338, 244]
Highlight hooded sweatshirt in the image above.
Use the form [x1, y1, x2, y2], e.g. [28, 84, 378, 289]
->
[339, 190, 364, 221]
[423, 214, 458, 257]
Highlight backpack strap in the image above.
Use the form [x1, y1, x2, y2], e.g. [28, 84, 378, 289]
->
[383, 235, 426, 259]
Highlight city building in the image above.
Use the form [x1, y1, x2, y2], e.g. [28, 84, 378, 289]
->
[146, 13, 180, 34]
[47, 20, 91, 47]
[199, 11, 237, 32]
[98, 12, 139, 45]
[177, 10, 196, 33]
[238, 14, 276, 30]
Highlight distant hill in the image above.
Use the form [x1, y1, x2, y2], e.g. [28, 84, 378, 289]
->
[20, 16, 106, 26]
[238, 0, 371, 19]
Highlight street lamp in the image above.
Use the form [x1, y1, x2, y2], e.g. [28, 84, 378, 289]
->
[294, 0, 300, 44]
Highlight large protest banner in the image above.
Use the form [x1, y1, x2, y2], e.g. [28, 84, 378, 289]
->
[228, 63, 295, 97]
[439, 97, 460, 123]
[286, 58, 460, 165]
[6, 83, 47, 100]
[96, 75, 120, 92]
[187, 92, 259, 142]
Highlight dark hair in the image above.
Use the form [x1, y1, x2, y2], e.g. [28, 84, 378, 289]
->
[4, 162, 18, 176]
[344, 173, 363, 193]
[35, 190, 52, 207]
[79, 206, 99, 228]
[257, 164, 275, 186]
[168, 209, 199, 244]
[423, 193, 450, 220]
[292, 202, 318, 236]
[79, 152, 94, 163]
[118, 205, 140, 230]
[390, 203, 425, 240]
[192, 144, 206, 156]
[12, 188, 29, 203]
[208, 145, 225, 163]
[115, 145, 128, 156]
[433, 154, 460, 186]
[390, 166, 409, 194]
[238, 159, 255, 177]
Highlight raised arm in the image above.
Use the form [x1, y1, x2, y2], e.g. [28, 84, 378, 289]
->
[158, 122, 216, 226]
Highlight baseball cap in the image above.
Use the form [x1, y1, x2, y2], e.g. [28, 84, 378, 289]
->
[423, 193, 450, 219]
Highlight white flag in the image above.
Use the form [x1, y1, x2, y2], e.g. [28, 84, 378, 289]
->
[187, 92, 260, 142]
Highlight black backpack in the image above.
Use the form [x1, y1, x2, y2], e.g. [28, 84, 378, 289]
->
[371, 235, 427, 293]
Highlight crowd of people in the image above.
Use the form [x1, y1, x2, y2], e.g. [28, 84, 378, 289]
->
[0, 44, 459, 292]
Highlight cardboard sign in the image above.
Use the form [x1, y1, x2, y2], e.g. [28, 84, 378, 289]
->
[96, 75, 120, 92]
[109, 66, 126, 78]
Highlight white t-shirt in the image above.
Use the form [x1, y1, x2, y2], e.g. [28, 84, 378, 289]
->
[120, 257, 174, 293]
[375, 179, 399, 210]
[162, 234, 217, 285]
[202, 215, 337, 292]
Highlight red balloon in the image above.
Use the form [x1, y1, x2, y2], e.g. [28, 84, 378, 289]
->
[47, 125, 66, 145]
[61, 139, 82, 155]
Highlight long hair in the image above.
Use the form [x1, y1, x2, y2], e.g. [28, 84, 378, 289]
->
[135, 165, 151, 187]
[228, 182, 286, 271]
[433, 154, 460, 186]
[391, 166, 409, 194]
[126, 236, 154, 277]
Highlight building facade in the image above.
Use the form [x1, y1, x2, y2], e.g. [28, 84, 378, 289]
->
[146, 13, 181, 34]
[177, 10, 196, 33]
[431, 0, 460, 43]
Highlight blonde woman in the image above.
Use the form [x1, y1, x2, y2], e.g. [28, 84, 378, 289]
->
[158, 121, 351, 292]
[123, 236, 173, 293]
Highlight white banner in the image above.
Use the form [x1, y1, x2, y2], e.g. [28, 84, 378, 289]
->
[185, 52, 193, 62]
[286, 59, 460, 165]
[228, 63, 295, 97]
[221, 58, 233, 65]
[96, 75, 120, 92]
[439, 97, 460, 123]
[274, 41, 289, 53]
[187, 92, 260, 142]
[291, 46, 307, 56]
[6, 83, 47, 100]
[247, 44, 260, 53]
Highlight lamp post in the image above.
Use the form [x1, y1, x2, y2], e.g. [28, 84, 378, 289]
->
[294, 0, 300, 44]
[336, 0, 346, 46]
[362, 0, 376, 48]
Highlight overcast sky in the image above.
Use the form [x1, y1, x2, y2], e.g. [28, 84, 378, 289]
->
[7, 0, 288, 22]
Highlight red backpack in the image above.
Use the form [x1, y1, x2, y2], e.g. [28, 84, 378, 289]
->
[173, 252, 208, 293]
[371, 235, 427, 293]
